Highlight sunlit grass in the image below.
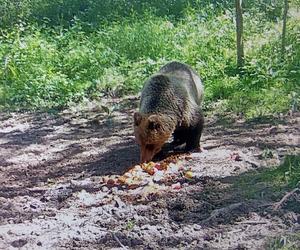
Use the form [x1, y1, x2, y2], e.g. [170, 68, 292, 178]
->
[233, 155, 300, 202]
[0, 7, 299, 117]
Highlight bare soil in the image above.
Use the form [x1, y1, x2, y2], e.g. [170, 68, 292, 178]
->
[0, 97, 299, 250]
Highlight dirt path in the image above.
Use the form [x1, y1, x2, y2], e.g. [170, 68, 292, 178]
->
[0, 97, 299, 249]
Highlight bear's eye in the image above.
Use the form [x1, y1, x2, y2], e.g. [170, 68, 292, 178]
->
[148, 121, 160, 130]
[146, 144, 155, 150]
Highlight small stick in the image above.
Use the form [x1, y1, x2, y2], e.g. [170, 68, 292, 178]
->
[237, 221, 267, 225]
[97, 227, 128, 249]
[273, 188, 299, 210]
[111, 231, 128, 250]
[201, 202, 243, 225]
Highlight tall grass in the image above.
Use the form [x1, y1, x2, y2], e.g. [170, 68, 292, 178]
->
[0, 4, 299, 116]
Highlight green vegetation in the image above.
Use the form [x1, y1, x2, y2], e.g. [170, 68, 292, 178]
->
[233, 155, 300, 207]
[0, 0, 299, 117]
[267, 233, 300, 250]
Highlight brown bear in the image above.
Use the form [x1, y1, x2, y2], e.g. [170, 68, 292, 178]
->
[134, 61, 204, 163]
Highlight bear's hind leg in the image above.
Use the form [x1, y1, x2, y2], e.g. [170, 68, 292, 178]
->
[185, 110, 204, 151]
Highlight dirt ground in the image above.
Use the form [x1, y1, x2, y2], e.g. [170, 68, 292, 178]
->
[0, 97, 299, 250]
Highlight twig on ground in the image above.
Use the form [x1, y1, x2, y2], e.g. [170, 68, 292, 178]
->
[237, 220, 267, 225]
[97, 227, 128, 250]
[201, 202, 244, 225]
[110, 231, 128, 250]
[273, 188, 299, 211]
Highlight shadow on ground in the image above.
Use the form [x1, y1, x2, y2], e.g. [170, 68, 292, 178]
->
[0, 100, 141, 197]
[166, 155, 300, 227]
[0, 102, 299, 249]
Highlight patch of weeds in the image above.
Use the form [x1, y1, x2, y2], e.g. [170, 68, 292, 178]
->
[125, 220, 135, 231]
[262, 148, 275, 159]
[101, 104, 118, 118]
[212, 114, 237, 127]
[267, 233, 300, 250]
[246, 115, 287, 125]
[231, 155, 300, 205]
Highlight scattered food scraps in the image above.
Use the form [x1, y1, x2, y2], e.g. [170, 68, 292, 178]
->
[102, 154, 194, 190]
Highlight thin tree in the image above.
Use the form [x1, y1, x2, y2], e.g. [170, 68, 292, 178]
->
[281, 0, 289, 60]
[235, 0, 244, 71]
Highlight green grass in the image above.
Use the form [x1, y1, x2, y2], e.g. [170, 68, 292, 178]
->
[232, 155, 300, 206]
[267, 233, 300, 250]
[0, 3, 299, 117]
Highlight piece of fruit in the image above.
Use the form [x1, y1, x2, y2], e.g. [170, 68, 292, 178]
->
[141, 162, 156, 175]
[172, 182, 181, 190]
[154, 163, 164, 170]
[118, 176, 127, 184]
[153, 170, 164, 182]
[107, 178, 115, 186]
[184, 171, 193, 179]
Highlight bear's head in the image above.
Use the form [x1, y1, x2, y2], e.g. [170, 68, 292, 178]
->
[133, 112, 175, 163]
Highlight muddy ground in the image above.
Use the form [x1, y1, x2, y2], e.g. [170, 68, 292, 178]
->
[0, 97, 299, 250]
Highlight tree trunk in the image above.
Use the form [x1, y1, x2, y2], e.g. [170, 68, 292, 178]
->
[281, 0, 289, 60]
[235, 0, 244, 71]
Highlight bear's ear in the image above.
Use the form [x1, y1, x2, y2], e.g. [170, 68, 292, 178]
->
[148, 115, 161, 130]
[134, 112, 142, 126]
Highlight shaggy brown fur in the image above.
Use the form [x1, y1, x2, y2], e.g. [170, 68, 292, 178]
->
[134, 61, 204, 162]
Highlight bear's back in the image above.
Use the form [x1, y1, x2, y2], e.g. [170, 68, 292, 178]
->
[158, 61, 203, 105]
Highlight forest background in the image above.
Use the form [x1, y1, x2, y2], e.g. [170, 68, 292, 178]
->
[0, 0, 299, 118]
